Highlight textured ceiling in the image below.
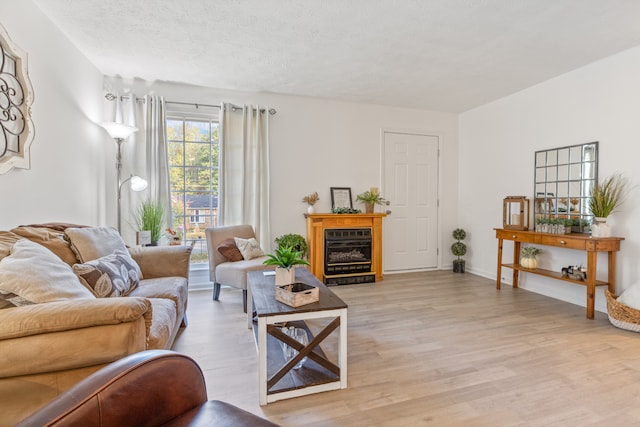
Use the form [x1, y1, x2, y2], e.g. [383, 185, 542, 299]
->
[32, 0, 640, 112]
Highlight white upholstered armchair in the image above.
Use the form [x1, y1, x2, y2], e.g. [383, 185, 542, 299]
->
[205, 225, 274, 312]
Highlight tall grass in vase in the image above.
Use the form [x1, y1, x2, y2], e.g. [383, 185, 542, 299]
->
[588, 173, 629, 237]
[135, 200, 165, 245]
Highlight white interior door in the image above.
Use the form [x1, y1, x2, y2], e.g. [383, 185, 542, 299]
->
[383, 131, 439, 271]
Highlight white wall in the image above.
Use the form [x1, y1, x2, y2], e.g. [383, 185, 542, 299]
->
[459, 45, 640, 312]
[0, 1, 107, 229]
[0, 0, 458, 269]
[106, 78, 460, 262]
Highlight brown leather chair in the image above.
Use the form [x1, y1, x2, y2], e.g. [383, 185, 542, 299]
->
[16, 350, 280, 427]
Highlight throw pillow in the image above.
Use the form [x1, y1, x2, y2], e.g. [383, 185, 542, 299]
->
[0, 230, 21, 262]
[73, 249, 142, 298]
[65, 226, 128, 263]
[0, 239, 95, 307]
[234, 237, 264, 261]
[11, 226, 79, 266]
[217, 238, 244, 262]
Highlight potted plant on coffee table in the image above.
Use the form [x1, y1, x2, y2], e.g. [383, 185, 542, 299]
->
[263, 246, 310, 286]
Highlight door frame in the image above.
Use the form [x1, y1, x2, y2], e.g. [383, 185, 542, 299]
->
[380, 127, 443, 272]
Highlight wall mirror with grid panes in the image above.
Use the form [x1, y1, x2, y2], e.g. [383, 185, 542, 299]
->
[534, 141, 598, 232]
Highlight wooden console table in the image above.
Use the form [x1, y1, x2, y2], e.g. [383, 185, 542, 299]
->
[495, 228, 624, 319]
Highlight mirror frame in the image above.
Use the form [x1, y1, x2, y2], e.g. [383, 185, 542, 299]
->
[533, 141, 598, 232]
[0, 23, 35, 174]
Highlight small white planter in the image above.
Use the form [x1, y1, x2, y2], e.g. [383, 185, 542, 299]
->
[591, 217, 611, 237]
[520, 257, 538, 269]
[275, 267, 295, 286]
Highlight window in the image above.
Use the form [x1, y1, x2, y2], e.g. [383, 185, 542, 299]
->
[189, 209, 206, 224]
[166, 105, 220, 264]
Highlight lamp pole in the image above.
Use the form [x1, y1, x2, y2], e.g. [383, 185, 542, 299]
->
[115, 138, 125, 233]
[99, 122, 140, 234]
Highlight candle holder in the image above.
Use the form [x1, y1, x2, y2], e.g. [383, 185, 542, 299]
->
[503, 196, 529, 230]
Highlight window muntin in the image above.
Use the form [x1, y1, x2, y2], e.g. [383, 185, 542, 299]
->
[167, 115, 219, 264]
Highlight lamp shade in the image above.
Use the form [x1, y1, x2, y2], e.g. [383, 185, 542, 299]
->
[130, 175, 148, 191]
[100, 122, 138, 140]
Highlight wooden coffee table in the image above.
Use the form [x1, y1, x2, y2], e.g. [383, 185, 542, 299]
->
[247, 268, 348, 405]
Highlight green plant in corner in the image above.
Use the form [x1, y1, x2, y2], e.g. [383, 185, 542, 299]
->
[135, 200, 165, 245]
[274, 233, 308, 258]
[451, 228, 467, 273]
[263, 246, 310, 270]
[588, 173, 629, 218]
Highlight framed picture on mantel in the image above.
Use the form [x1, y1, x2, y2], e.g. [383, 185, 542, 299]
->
[330, 187, 352, 210]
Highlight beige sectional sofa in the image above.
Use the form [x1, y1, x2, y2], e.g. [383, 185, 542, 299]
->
[0, 224, 192, 427]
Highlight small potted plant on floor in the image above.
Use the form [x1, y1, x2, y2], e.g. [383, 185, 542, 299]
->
[451, 228, 467, 273]
[520, 246, 541, 269]
[263, 246, 310, 286]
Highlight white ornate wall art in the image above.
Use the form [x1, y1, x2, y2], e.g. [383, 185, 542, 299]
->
[0, 24, 34, 174]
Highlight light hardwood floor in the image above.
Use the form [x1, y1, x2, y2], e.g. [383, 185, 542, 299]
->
[172, 271, 640, 426]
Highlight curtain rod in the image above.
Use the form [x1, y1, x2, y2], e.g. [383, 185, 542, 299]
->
[104, 93, 276, 115]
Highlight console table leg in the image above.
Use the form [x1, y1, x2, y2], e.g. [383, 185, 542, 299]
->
[512, 241, 521, 288]
[496, 238, 503, 289]
[586, 251, 597, 319]
[608, 251, 617, 294]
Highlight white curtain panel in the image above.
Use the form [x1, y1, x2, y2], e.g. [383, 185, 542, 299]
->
[143, 95, 171, 233]
[220, 103, 271, 248]
[118, 95, 170, 244]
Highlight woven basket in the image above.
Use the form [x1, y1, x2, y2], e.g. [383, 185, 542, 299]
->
[605, 289, 640, 333]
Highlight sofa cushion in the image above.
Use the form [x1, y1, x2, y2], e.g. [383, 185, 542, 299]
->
[146, 297, 177, 349]
[217, 237, 243, 262]
[65, 227, 128, 263]
[0, 239, 95, 307]
[129, 276, 188, 319]
[11, 226, 78, 266]
[0, 231, 16, 307]
[215, 256, 274, 290]
[73, 250, 142, 298]
[234, 237, 264, 260]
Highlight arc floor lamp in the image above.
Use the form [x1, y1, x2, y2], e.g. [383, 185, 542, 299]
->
[100, 122, 148, 233]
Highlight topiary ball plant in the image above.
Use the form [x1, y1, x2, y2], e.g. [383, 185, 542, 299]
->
[451, 228, 467, 273]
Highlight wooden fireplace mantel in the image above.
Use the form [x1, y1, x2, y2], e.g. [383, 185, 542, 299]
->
[305, 213, 387, 283]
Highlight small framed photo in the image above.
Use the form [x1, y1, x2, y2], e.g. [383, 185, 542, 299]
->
[330, 187, 352, 210]
[136, 230, 151, 246]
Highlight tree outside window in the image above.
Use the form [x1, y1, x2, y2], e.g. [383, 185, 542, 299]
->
[166, 117, 219, 264]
